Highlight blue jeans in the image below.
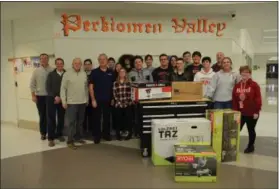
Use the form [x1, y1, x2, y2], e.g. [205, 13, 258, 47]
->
[214, 101, 232, 109]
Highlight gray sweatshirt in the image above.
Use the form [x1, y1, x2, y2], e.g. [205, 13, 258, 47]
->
[60, 68, 88, 105]
[206, 70, 240, 102]
[30, 66, 54, 96]
[129, 68, 153, 83]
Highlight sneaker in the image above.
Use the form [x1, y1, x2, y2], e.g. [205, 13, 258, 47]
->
[67, 142, 78, 150]
[58, 136, 66, 142]
[41, 135, 46, 140]
[244, 146, 255, 154]
[122, 131, 128, 137]
[48, 140, 55, 147]
[94, 139, 101, 144]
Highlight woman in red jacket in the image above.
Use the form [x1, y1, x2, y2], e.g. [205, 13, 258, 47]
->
[232, 66, 262, 153]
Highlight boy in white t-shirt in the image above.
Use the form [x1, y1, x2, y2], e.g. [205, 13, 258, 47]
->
[194, 56, 215, 96]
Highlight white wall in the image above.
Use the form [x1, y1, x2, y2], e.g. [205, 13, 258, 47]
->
[239, 29, 254, 59]
[231, 41, 243, 72]
[255, 44, 277, 54]
[1, 18, 55, 124]
[14, 18, 55, 122]
[1, 21, 18, 124]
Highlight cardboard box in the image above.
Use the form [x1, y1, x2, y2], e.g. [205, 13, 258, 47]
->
[172, 82, 203, 100]
[174, 144, 217, 182]
[206, 109, 241, 162]
[131, 83, 172, 101]
[151, 118, 211, 166]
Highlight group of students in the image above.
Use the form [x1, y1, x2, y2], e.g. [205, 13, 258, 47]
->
[30, 51, 262, 153]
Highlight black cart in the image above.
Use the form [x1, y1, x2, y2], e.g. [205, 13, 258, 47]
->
[138, 99, 210, 157]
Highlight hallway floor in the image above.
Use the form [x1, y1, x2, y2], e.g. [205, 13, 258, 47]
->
[1, 80, 278, 188]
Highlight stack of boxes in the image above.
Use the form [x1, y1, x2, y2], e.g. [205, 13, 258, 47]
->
[151, 109, 241, 183]
[151, 118, 211, 166]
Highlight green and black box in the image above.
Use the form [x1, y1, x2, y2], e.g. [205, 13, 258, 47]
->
[206, 109, 241, 162]
[174, 144, 217, 182]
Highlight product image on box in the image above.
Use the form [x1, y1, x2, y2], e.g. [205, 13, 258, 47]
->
[174, 144, 217, 182]
[131, 83, 172, 101]
[206, 109, 240, 162]
[151, 118, 211, 166]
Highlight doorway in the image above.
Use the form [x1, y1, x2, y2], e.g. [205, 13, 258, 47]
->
[12, 55, 55, 130]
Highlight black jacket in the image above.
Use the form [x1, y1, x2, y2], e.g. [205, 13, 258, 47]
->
[86, 71, 92, 104]
[185, 64, 203, 81]
[212, 63, 222, 72]
[46, 69, 66, 97]
[171, 70, 191, 81]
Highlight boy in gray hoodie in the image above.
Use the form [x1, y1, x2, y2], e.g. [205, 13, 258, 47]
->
[129, 56, 153, 83]
[60, 58, 88, 149]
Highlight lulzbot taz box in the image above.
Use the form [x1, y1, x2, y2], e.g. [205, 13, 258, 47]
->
[131, 83, 172, 101]
[151, 118, 211, 166]
[174, 144, 217, 182]
[206, 109, 241, 162]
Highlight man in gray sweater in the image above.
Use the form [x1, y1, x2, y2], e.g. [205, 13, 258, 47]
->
[60, 58, 88, 149]
[30, 53, 54, 140]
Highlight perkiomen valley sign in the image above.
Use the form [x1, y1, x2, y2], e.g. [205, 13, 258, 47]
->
[61, 14, 227, 37]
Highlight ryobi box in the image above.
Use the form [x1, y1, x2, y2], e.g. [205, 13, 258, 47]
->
[151, 118, 211, 166]
[206, 109, 241, 162]
[174, 144, 217, 183]
[131, 83, 172, 101]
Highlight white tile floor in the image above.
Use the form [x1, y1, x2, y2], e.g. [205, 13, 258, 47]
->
[2, 111, 277, 160]
[1, 118, 278, 173]
[0, 124, 93, 159]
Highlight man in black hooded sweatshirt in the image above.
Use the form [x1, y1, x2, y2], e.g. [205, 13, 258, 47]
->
[185, 51, 203, 81]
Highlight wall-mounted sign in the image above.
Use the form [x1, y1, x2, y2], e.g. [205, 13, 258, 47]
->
[61, 14, 226, 37]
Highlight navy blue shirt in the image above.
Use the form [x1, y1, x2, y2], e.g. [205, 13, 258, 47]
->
[90, 67, 115, 102]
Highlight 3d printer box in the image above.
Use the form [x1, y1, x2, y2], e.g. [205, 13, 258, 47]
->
[174, 144, 217, 183]
[151, 118, 211, 166]
[131, 83, 172, 101]
[206, 109, 241, 163]
[172, 82, 203, 100]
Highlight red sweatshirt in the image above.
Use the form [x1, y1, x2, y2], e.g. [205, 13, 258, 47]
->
[232, 78, 262, 116]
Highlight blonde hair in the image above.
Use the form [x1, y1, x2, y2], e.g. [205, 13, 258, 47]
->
[221, 57, 233, 70]
[116, 68, 129, 83]
[72, 57, 82, 65]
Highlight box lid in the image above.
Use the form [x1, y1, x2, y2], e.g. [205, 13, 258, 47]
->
[132, 82, 171, 88]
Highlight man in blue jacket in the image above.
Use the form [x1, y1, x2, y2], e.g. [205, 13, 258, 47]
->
[89, 53, 115, 144]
